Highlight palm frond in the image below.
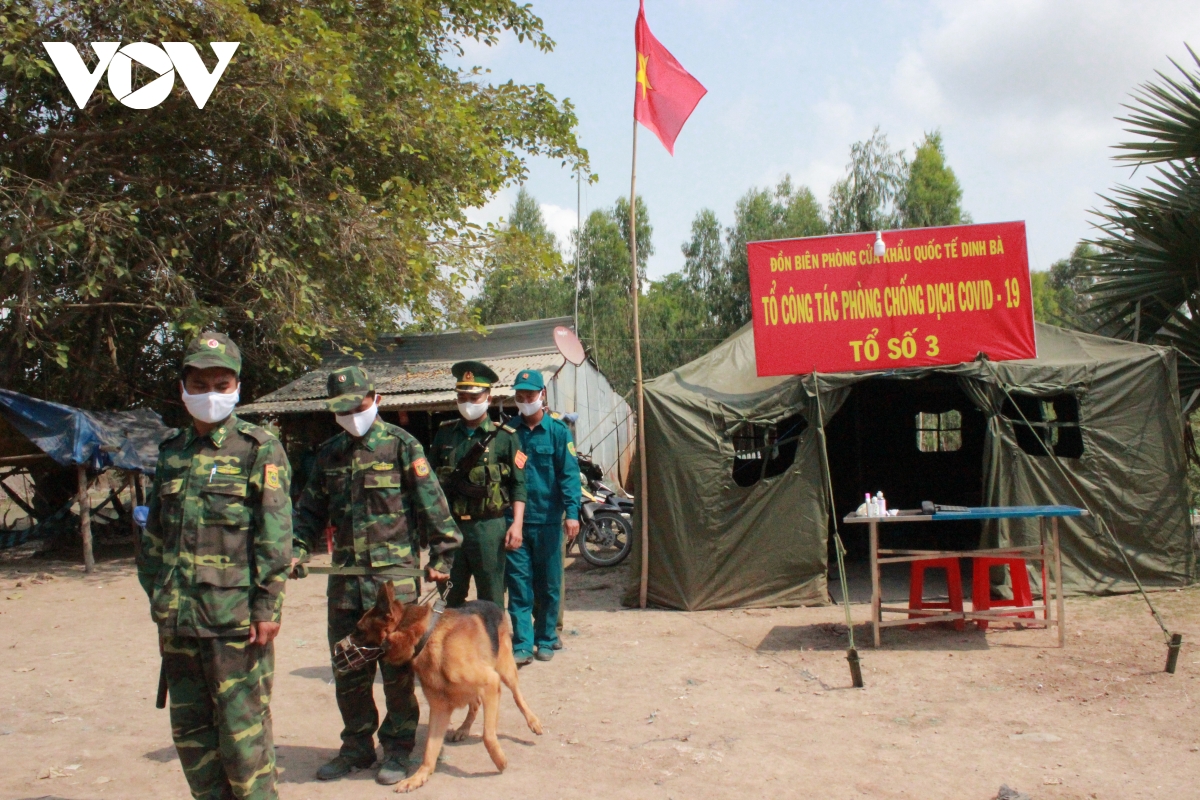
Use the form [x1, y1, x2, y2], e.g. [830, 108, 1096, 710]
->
[1115, 45, 1200, 164]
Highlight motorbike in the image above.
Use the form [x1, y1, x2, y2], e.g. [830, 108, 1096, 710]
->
[575, 455, 633, 567]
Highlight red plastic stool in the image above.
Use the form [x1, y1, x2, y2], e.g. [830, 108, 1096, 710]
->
[908, 558, 965, 631]
[972, 558, 1035, 630]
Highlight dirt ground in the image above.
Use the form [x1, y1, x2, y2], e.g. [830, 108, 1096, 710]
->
[2, 549, 1199, 800]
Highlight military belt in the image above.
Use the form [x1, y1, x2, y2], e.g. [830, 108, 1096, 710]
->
[306, 565, 425, 579]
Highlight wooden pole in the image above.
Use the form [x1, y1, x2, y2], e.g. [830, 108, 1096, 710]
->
[76, 464, 94, 574]
[870, 520, 881, 648]
[1053, 516, 1065, 647]
[630, 118, 651, 610]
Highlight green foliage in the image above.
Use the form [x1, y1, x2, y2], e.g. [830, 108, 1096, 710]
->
[473, 189, 573, 326]
[1030, 272, 1058, 324]
[720, 177, 827, 331]
[898, 131, 967, 228]
[474, 130, 972, 396]
[1083, 46, 1200, 395]
[828, 127, 907, 233]
[0, 0, 586, 414]
[575, 197, 652, 394]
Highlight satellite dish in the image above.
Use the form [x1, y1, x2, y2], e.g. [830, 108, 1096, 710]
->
[554, 326, 587, 366]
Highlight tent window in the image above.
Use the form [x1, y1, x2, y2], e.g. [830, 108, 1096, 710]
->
[1001, 393, 1084, 459]
[729, 413, 808, 488]
[915, 410, 963, 452]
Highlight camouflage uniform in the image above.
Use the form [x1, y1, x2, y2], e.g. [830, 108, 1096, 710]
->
[138, 332, 292, 800]
[293, 366, 461, 763]
[430, 414, 526, 607]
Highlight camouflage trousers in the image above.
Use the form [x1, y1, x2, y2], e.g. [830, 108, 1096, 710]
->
[163, 635, 276, 800]
[328, 606, 418, 760]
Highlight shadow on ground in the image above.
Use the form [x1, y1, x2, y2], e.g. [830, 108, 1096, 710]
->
[757, 622, 991, 652]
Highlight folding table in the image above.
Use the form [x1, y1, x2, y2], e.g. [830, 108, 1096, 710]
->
[842, 505, 1088, 647]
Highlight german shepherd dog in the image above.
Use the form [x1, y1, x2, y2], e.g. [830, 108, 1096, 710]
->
[352, 582, 543, 793]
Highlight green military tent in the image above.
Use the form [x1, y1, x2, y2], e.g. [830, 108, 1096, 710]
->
[630, 322, 1195, 610]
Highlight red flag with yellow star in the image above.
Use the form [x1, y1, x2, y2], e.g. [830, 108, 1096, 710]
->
[634, 0, 706, 155]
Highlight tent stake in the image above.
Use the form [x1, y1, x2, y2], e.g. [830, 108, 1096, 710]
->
[1166, 633, 1183, 674]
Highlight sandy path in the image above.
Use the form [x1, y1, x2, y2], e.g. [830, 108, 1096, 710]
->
[2, 554, 1197, 800]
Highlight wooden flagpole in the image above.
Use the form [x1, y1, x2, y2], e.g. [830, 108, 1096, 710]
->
[630, 118, 650, 609]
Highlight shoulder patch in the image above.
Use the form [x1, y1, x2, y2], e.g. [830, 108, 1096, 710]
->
[567, 441, 577, 457]
[514, 450, 527, 469]
[264, 463, 282, 490]
[412, 457, 431, 478]
[501, 423, 517, 433]
[439, 418, 458, 427]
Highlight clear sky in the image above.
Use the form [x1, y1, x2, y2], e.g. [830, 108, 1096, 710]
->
[462, 0, 1200, 279]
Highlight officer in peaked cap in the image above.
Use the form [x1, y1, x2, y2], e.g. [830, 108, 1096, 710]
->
[291, 364, 461, 786]
[429, 361, 526, 614]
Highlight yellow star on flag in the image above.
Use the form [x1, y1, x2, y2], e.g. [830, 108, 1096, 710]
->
[636, 52, 653, 99]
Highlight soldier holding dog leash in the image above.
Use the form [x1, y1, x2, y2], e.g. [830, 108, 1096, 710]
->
[291, 366, 461, 786]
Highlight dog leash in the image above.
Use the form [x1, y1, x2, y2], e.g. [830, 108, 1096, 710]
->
[413, 591, 448, 657]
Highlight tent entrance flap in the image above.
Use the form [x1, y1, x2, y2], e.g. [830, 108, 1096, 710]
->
[824, 375, 987, 560]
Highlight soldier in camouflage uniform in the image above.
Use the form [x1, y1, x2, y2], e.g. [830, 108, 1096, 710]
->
[138, 332, 292, 800]
[291, 366, 461, 785]
[430, 360, 526, 608]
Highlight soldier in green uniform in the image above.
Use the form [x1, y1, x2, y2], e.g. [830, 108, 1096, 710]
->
[291, 366, 461, 786]
[430, 361, 526, 608]
[138, 331, 292, 800]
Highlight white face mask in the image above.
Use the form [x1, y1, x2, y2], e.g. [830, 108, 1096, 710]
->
[457, 399, 489, 421]
[516, 398, 543, 417]
[336, 399, 379, 437]
[181, 384, 240, 424]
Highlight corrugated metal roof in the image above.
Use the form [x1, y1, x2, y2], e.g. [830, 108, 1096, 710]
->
[241, 317, 573, 416]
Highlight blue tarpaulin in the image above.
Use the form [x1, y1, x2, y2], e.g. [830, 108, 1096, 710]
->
[0, 389, 172, 473]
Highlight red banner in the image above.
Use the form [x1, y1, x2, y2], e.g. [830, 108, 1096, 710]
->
[747, 222, 1035, 377]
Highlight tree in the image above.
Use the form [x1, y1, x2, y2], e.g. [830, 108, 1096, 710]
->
[0, 0, 586, 417]
[827, 127, 907, 233]
[1038, 243, 1106, 332]
[898, 131, 967, 228]
[1083, 47, 1200, 394]
[638, 272, 714, 380]
[682, 177, 826, 335]
[573, 197, 652, 394]
[473, 189, 572, 326]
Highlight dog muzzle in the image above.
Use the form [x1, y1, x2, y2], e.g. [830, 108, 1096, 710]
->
[332, 635, 384, 674]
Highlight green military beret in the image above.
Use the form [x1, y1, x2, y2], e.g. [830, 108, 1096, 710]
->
[512, 368, 545, 392]
[182, 331, 242, 375]
[326, 365, 374, 413]
[452, 360, 498, 395]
